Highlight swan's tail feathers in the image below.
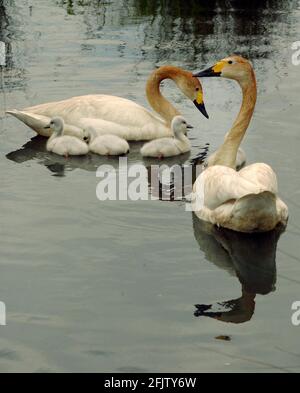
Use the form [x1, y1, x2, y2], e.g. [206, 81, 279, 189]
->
[6, 110, 85, 139]
[6, 110, 52, 137]
[216, 191, 287, 233]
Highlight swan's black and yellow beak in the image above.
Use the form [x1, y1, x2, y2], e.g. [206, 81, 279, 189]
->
[193, 91, 209, 119]
[193, 61, 225, 78]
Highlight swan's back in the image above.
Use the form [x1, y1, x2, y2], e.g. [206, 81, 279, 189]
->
[193, 163, 288, 232]
[24, 95, 171, 141]
[27, 95, 150, 123]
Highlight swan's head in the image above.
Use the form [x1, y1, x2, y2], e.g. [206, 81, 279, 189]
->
[44, 117, 65, 135]
[148, 65, 209, 119]
[176, 72, 209, 119]
[171, 115, 193, 137]
[193, 55, 254, 84]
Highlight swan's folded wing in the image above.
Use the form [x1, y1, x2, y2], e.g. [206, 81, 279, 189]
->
[239, 163, 278, 194]
[25, 95, 166, 128]
[21, 95, 170, 141]
[194, 165, 266, 210]
[80, 116, 170, 141]
[79, 118, 129, 138]
[25, 95, 112, 122]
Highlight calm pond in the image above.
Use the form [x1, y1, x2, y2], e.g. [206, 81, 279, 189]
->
[0, 0, 300, 372]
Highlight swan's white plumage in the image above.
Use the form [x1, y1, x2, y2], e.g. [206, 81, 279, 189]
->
[194, 163, 275, 209]
[8, 95, 171, 141]
[192, 163, 288, 232]
[141, 115, 191, 158]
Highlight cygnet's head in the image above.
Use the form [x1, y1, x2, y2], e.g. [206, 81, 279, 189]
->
[171, 115, 193, 137]
[85, 126, 99, 143]
[45, 117, 65, 135]
[82, 128, 90, 143]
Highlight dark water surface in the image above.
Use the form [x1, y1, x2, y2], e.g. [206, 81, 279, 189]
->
[0, 0, 300, 372]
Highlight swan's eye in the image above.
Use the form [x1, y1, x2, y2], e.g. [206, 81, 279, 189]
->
[228, 60, 233, 64]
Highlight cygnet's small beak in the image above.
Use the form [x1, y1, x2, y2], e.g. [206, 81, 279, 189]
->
[187, 124, 194, 129]
[44, 124, 51, 129]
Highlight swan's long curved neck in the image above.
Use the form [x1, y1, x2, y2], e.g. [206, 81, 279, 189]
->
[49, 127, 63, 140]
[146, 68, 183, 125]
[213, 70, 257, 169]
[175, 131, 188, 143]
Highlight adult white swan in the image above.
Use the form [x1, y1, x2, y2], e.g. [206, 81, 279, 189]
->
[6, 66, 209, 141]
[192, 56, 288, 233]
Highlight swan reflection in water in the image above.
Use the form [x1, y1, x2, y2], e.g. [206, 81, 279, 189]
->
[143, 161, 285, 325]
[6, 134, 208, 185]
[192, 214, 286, 324]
